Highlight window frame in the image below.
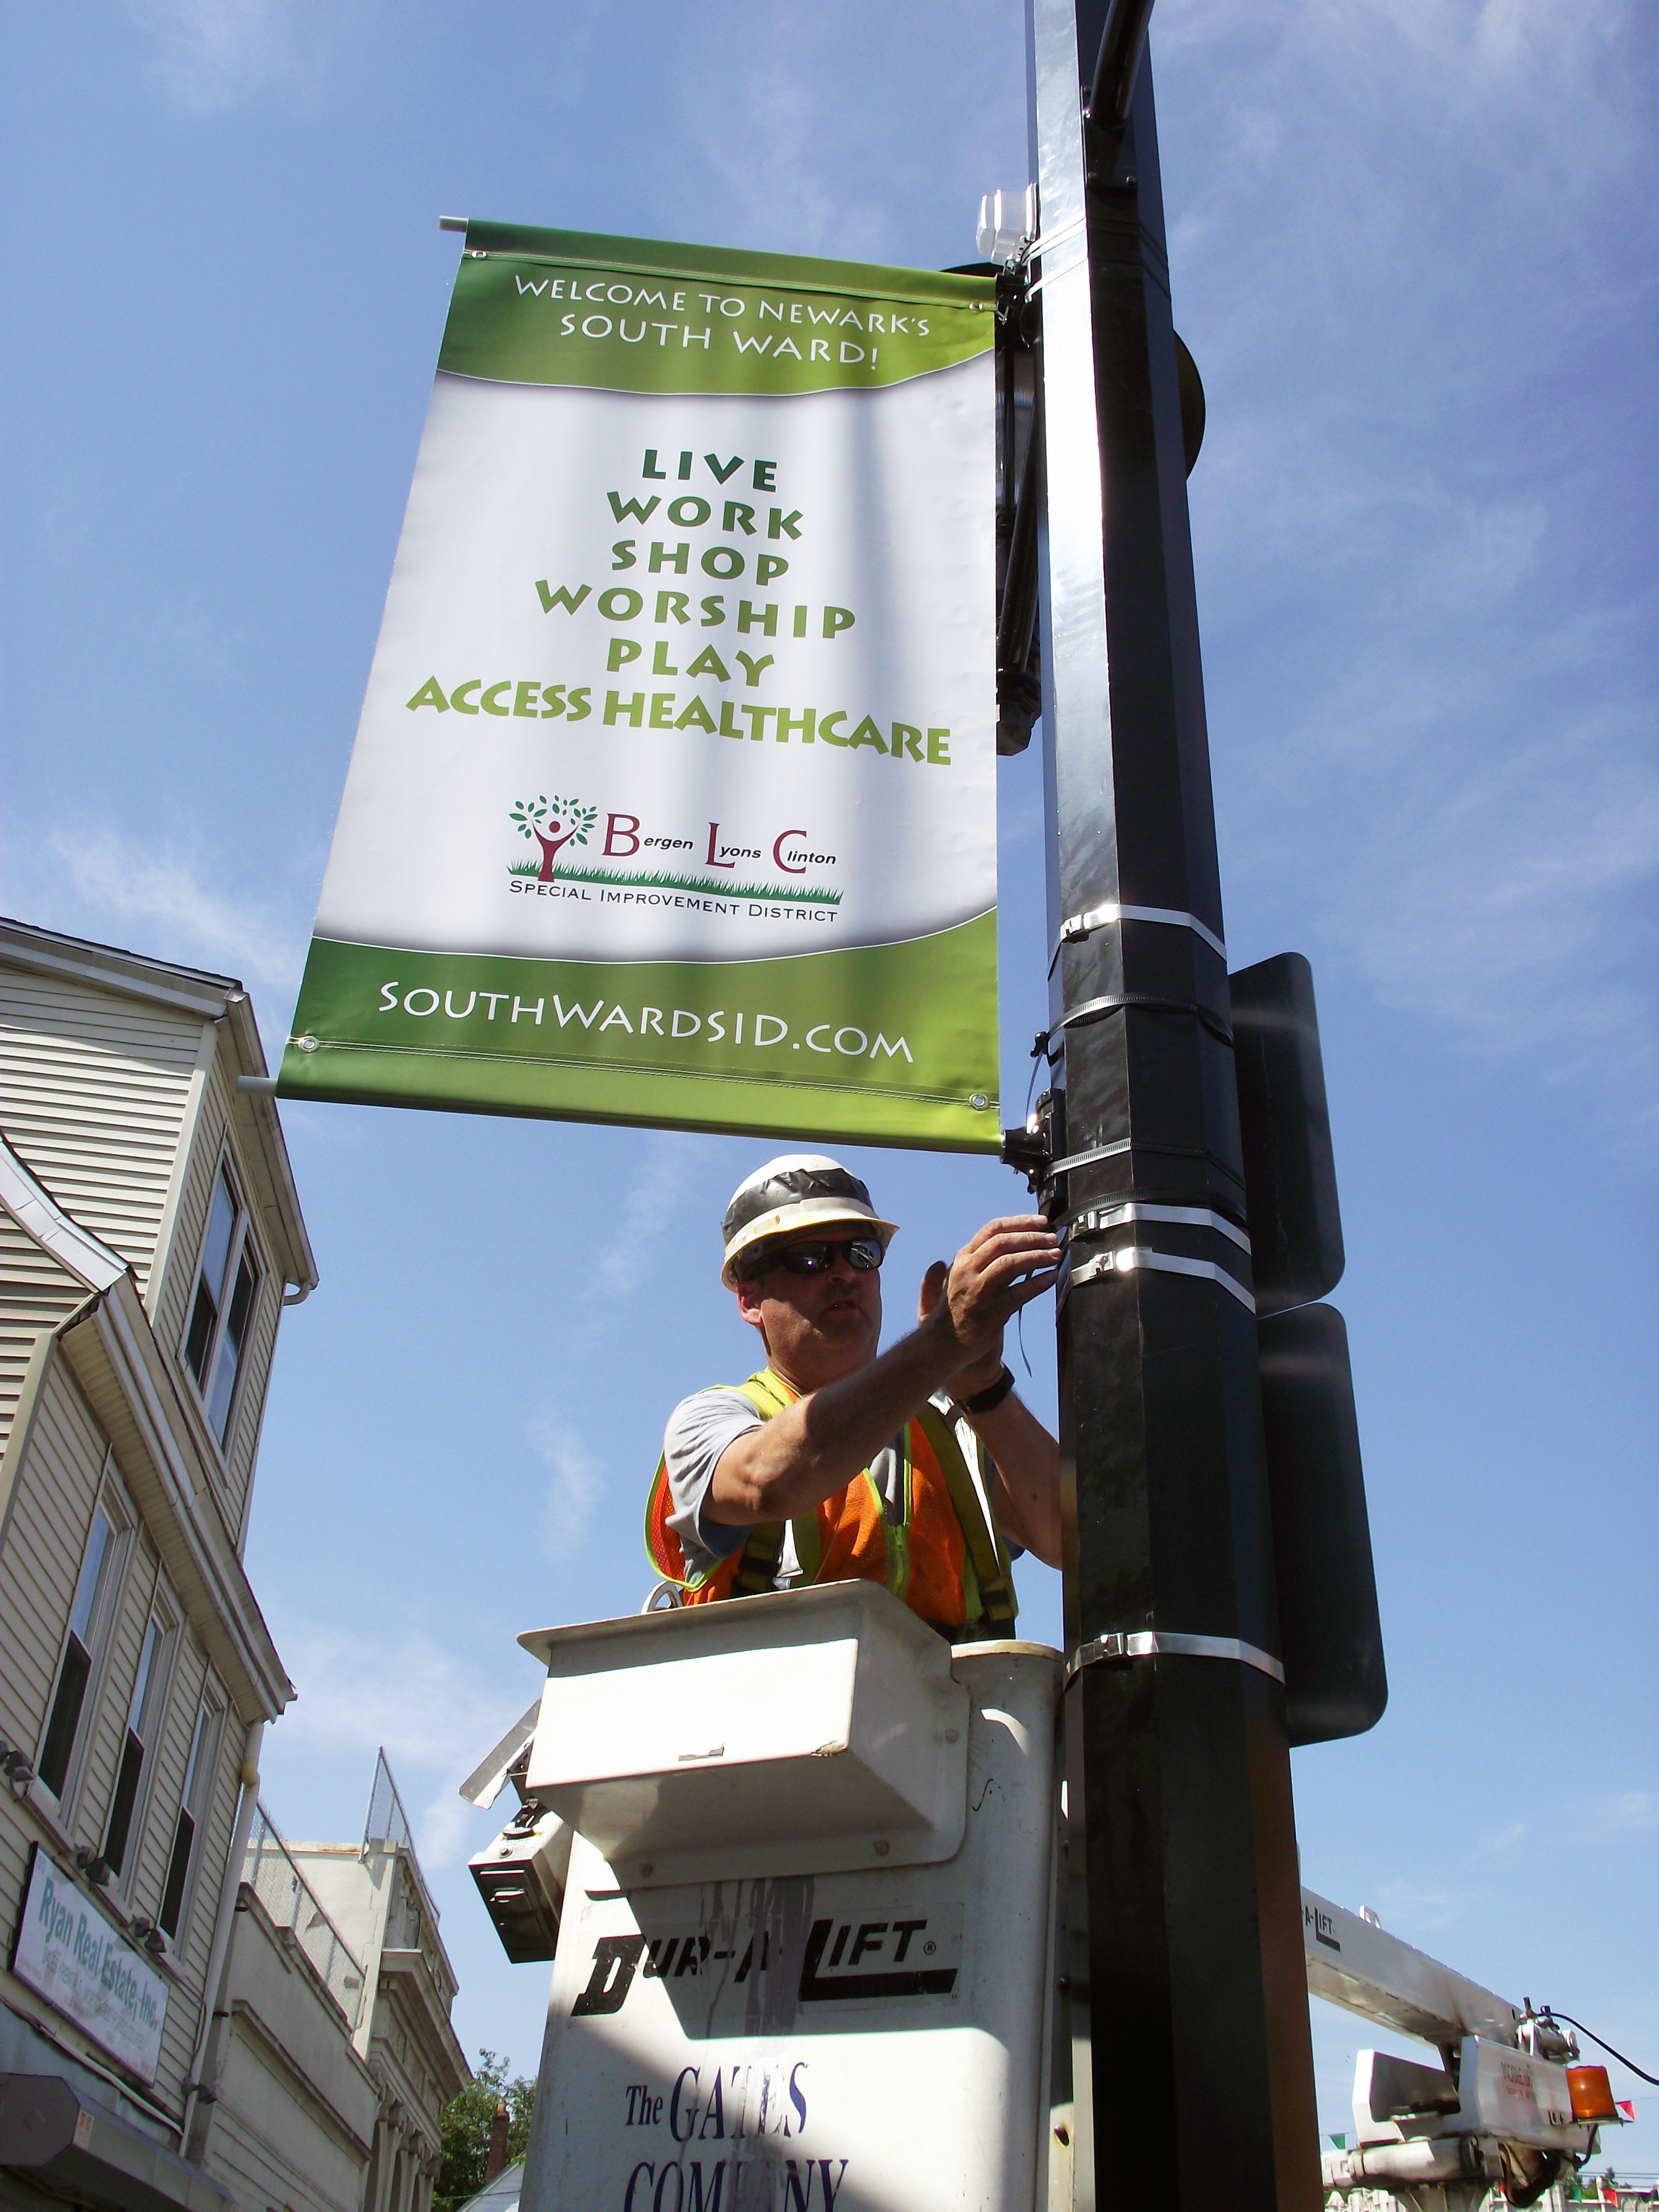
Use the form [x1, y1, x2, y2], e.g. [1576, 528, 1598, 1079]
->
[36, 1464, 134, 1815]
[179, 1147, 265, 1458]
[158, 1681, 225, 1943]
[101, 1575, 179, 1894]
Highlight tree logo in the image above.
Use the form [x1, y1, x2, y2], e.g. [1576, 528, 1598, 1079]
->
[510, 793, 598, 881]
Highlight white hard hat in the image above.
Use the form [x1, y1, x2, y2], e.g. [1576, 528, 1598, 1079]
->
[720, 1154, 899, 1288]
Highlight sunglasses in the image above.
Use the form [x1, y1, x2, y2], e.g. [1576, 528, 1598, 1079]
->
[750, 1236, 885, 1279]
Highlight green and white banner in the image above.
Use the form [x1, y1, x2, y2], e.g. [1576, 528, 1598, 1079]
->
[282, 222, 999, 1149]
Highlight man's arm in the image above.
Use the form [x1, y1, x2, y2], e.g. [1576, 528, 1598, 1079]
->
[707, 1218, 1058, 1527]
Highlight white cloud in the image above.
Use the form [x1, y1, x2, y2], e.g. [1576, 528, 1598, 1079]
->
[410, 1784, 478, 1874]
[1474, 1787, 1658, 1859]
[528, 1418, 607, 1554]
[1151, 0, 1658, 1143]
[119, 0, 363, 113]
[275, 1624, 504, 1768]
[31, 825, 304, 1004]
[1575, 1788, 1658, 1843]
[272, 1621, 528, 1865]
[122, 0, 299, 111]
[1368, 1880, 1470, 1937]
[686, 32, 850, 259]
[672, 0, 1016, 265]
[1338, 726, 1658, 1029]
[593, 1133, 697, 1298]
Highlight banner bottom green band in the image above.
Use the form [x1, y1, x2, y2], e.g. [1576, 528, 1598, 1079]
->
[280, 922, 1001, 1152]
[277, 1044, 998, 1151]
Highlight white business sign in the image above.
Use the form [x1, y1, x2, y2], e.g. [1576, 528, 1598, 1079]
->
[12, 1847, 169, 2082]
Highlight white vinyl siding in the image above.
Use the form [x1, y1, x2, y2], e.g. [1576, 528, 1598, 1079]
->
[0, 969, 205, 1296]
[0, 931, 305, 2128]
[155, 1060, 282, 1538]
[154, 1714, 242, 2101]
[0, 1365, 105, 1759]
[1, 1215, 91, 1464]
[156, 1670, 220, 1941]
[222, 1259, 280, 1540]
[0, 1368, 112, 1973]
[150, 1069, 231, 1365]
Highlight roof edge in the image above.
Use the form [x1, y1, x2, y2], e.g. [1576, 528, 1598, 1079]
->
[1, 915, 241, 1019]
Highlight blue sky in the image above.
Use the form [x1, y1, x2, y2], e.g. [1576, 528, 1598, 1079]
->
[2, 0, 1654, 2167]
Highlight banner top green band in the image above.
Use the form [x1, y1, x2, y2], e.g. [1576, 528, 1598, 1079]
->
[462, 220, 997, 309]
[442, 222, 995, 397]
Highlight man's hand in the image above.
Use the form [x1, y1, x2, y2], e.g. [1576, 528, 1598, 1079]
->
[917, 1216, 1061, 1391]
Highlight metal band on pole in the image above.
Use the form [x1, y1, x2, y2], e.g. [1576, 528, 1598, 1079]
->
[1048, 900, 1227, 972]
[1065, 1630, 1286, 1689]
[1069, 1201, 1251, 1250]
[1062, 1245, 1258, 1312]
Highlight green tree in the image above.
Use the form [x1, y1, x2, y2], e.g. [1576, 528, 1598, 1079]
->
[434, 2049, 535, 2210]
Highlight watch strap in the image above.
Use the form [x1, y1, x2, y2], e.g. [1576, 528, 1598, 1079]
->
[959, 1365, 1016, 1416]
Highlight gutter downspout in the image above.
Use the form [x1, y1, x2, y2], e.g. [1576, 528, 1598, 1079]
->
[181, 1720, 264, 2161]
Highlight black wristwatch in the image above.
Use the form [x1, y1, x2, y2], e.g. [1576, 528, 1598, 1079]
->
[959, 1365, 1016, 1416]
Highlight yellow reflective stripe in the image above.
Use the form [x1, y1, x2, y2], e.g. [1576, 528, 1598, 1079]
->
[791, 1510, 822, 1585]
[875, 1428, 912, 1604]
[644, 1454, 676, 1582]
[730, 1371, 796, 1590]
[913, 1401, 1017, 1627]
[959, 1542, 982, 1625]
[735, 1369, 792, 1418]
[734, 1373, 825, 1590]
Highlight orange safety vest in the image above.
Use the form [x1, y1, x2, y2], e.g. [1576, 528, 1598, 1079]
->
[644, 1369, 1018, 1635]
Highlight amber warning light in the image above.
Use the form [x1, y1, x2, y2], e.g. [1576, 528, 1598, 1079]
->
[1568, 2067, 1620, 2122]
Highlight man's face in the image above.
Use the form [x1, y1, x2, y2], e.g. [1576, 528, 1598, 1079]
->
[734, 1230, 883, 1385]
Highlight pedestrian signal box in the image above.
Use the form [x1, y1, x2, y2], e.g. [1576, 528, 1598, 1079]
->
[1232, 951, 1385, 1744]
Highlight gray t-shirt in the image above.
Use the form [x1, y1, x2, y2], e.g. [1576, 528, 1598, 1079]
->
[662, 1385, 1001, 1587]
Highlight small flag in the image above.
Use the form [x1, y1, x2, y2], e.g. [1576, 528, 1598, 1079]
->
[1329, 2135, 1347, 2150]
[1616, 2100, 1636, 2121]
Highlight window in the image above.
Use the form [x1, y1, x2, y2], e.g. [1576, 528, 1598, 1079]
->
[159, 1695, 220, 1939]
[38, 1502, 120, 1798]
[183, 1159, 262, 1447]
[103, 1609, 172, 1879]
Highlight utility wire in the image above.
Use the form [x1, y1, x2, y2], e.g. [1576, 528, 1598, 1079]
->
[1544, 2011, 1659, 2086]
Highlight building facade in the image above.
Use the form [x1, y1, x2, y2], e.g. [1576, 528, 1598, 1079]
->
[186, 1800, 379, 2212]
[0, 920, 464, 2210]
[186, 1756, 467, 2212]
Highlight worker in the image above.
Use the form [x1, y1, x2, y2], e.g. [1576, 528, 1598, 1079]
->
[646, 1154, 1063, 1639]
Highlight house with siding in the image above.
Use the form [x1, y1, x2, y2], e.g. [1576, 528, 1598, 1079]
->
[186, 1754, 467, 2212]
[0, 919, 465, 2210]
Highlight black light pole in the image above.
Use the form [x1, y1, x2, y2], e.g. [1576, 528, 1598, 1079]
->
[1018, 1, 1323, 2203]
